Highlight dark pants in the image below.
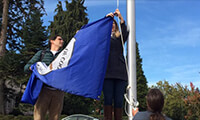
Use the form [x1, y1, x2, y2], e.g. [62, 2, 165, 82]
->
[103, 79, 127, 108]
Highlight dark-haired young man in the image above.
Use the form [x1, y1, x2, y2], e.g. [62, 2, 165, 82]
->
[24, 35, 64, 120]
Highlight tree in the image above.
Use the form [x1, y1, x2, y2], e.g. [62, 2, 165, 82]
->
[20, 4, 48, 64]
[62, 94, 95, 115]
[6, 0, 45, 51]
[184, 82, 200, 120]
[12, 1, 47, 115]
[0, 51, 25, 114]
[17, 4, 48, 115]
[135, 43, 148, 111]
[48, 0, 92, 115]
[0, 0, 45, 115]
[0, 0, 9, 114]
[154, 81, 188, 120]
[0, 0, 9, 57]
[48, 0, 88, 47]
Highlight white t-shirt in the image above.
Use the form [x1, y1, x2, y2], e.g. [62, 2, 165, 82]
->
[51, 50, 58, 56]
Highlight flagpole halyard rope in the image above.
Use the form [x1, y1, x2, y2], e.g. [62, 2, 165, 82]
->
[116, 0, 129, 81]
[116, 0, 138, 118]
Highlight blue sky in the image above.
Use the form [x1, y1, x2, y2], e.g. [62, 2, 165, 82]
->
[42, 0, 200, 88]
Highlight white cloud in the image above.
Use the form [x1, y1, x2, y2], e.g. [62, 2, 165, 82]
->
[132, 0, 200, 88]
[164, 64, 200, 87]
[154, 19, 200, 47]
[137, 19, 200, 56]
[169, 27, 200, 47]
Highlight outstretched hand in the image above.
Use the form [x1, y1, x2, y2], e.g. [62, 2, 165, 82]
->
[114, 9, 124, 23]
[106, 9, 124, 23]
[106, 12, 115, 18]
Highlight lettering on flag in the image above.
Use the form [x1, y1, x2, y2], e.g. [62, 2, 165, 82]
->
[37, 38, 76, 75]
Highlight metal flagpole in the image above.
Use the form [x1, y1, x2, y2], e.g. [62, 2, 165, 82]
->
[127, 0, 137, 120]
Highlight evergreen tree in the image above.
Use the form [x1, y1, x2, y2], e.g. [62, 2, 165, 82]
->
[0, 0, 46, 114]
[135, 43, 148, 111]
[5, 0, 45, 51]
[0, 51, 25, 114]
[17, 1, 47, 115]
[20, 5, 48, 64]
[48, 0, 88, 47]
[48, 0, 92, 115]
[0, 0, 9, 114]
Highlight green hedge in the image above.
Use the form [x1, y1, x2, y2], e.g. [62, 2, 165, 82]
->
[0, 115, 128, 120]
[0, 115, 33, 120]
[0, 115, 68, 120]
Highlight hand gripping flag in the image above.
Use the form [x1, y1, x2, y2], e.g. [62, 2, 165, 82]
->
[21, 17, 113, 105]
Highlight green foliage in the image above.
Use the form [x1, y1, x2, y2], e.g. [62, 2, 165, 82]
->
[21, 8, 47, 52]
[62, 94, 95, 115]
[184, 83, 200, 120]
[0, 0, 47, 87]
[48, 0, 88, 47]
[9, 108, 23, 116]
[18, 103, 33, 116]
[6, 0, 45, 51]
[0, 115, 14, 120]
[0, 114, 128, 120]
[0, 51, 25, 84]
[153, 81, 200, 120]
[16, 0, 47, 115]
[0, 0, 46, 115]
[136, 43, 148, 111]
[0, 51, 26, 110]
[92, 92, 104, 115]
[0, 115, 33, 120]
[20, 3, 48, 64]
[48, 0, 91, 115]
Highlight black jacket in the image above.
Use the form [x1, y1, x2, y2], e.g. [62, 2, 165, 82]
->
[105, 22, 129, 81]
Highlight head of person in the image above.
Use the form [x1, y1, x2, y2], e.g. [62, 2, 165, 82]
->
[146, 89, 165, 120]
[48, 35, 64, 50]
[112, 20, 120, 38]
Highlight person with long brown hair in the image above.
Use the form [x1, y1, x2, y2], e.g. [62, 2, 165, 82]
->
[103, 9, 129, 120]
[133, 89, 172, 120]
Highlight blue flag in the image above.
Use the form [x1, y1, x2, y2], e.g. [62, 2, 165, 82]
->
[21, 17, 113, 105]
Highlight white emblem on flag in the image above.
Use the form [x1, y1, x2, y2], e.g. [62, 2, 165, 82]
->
[37, 38, 76, 75]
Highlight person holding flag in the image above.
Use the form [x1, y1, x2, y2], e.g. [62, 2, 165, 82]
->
[22, 16, 114, 120]
[103, 9, 129, 120]
[24, 35, 65, 120]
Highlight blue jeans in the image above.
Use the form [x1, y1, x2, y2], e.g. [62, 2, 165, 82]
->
[103, 79, 127, 108]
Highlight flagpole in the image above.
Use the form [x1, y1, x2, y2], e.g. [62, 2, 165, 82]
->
[127, 0, 137, 120]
